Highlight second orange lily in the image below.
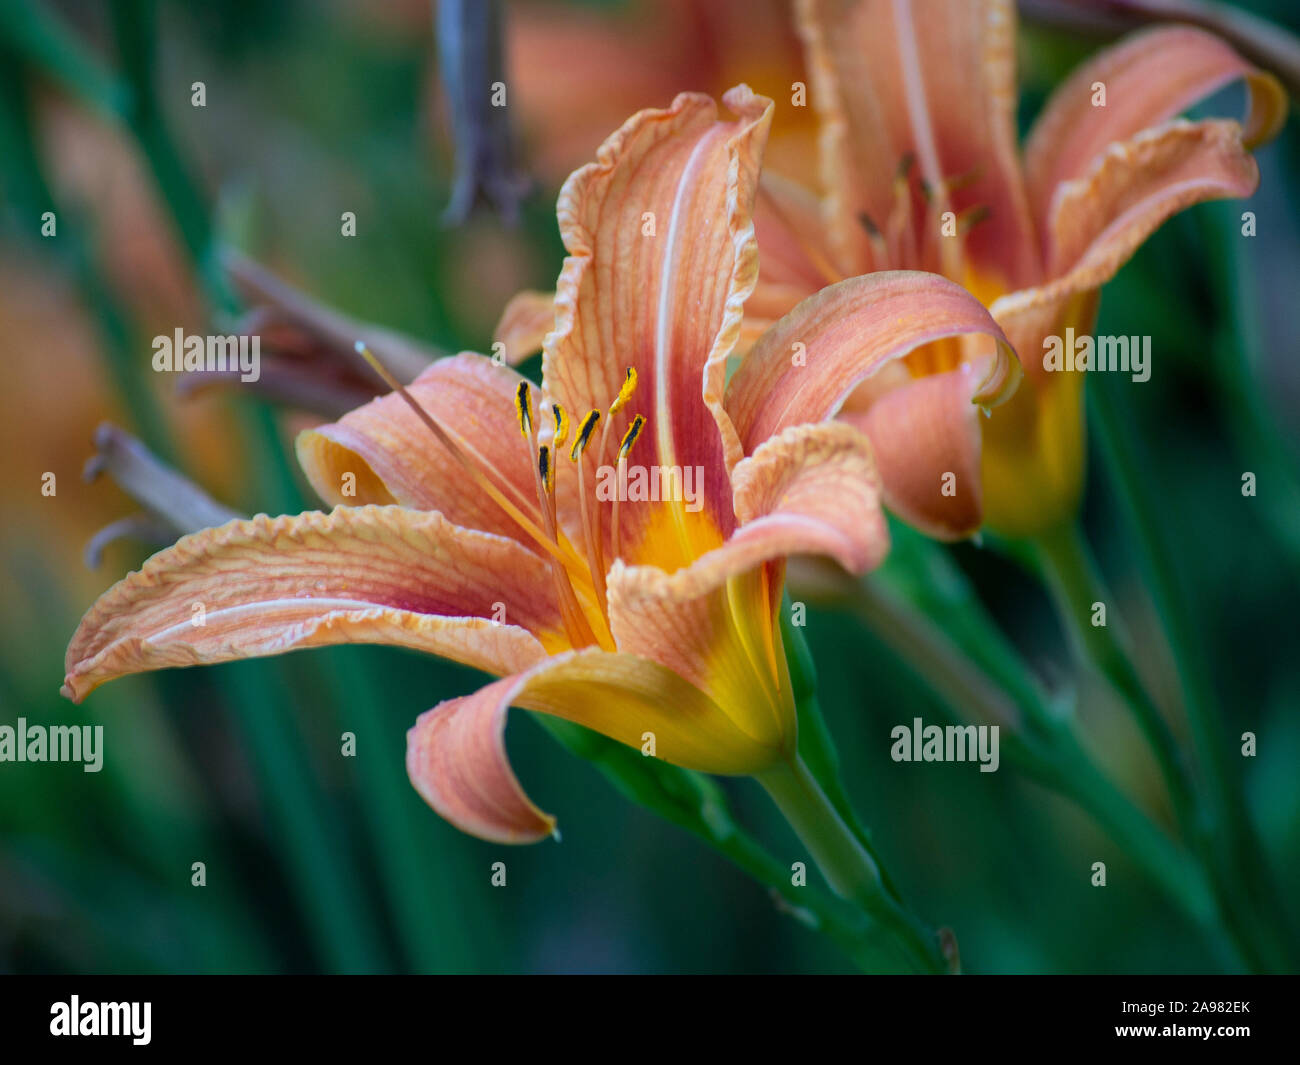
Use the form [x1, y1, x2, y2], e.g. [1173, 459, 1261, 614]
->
[746, 0, 1286, 539]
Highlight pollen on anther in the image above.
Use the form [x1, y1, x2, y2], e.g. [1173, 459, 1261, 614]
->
[857, 211, 881, 237]
[618, 413, 645, 459]
[609, 367, 638, 415]
[552, 404, 570, 450]
[515, 381, 533, 439]
[538, 444, 554, 492]
[570, 409, 600, 461]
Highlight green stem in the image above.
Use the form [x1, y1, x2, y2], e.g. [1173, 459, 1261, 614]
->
[833, 565, 1245, 969]
[852, 577, 1022, 732]
[1027, 522, 1284, 970]
[1204, 204, 1300, 582]
[1042, 729, 1238, 964]
[1032, 521, 1199, 839]
[0, 0, 129, 120]
[757, 756, 948, 974]
[108, 0, 233, 311]
[1089, 373, 1298, 971]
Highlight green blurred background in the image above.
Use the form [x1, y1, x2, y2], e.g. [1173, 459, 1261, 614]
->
[1, 0, 1297, 973]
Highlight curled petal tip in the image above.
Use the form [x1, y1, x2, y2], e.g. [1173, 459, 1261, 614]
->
[406, 686, 558, 845]
[972, 340, 1023, 410]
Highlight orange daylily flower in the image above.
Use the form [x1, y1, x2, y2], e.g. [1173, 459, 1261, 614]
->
[506, 0, 817, 188]
[62, 88, 1013, 844]
[744, 0, 1287, 539]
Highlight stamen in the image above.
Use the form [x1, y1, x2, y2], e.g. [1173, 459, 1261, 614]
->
[570, 409, 600, 462]
[551, 404, 570, 451]
[758, 183, 840, 286]
[520, 400, 600, 650]
[608, 367, 638, 415]
[569, 407, 607, 616]
[358, 344, 611, 650]
[610, 413, 645, 564]
[887, 159, 915, 268]
[957, 204, 991, 234]
[596, 368, 637, 472]
[857, 211, 889, 269]
[942, 162, 984, 196]
[515, 380, 533, 439]
[618, 413, 646, 458]
[354, 342, 569, 566]
[538, 444, 553, 493]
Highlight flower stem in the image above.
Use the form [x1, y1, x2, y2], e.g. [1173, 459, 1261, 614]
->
[792, 545, 1255, 968]
[1032, 521, 1199, 838]
[1087, 371, 1298, 971]
[1033, 519, 1292, 971]
[757, 756, 949, 974]
[844, 571, 1240, 961]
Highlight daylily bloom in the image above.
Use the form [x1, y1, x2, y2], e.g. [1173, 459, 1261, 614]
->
[744, 0, 1286, 538]
[62, 87, 1013, 844]
[506, 0, 817, 188]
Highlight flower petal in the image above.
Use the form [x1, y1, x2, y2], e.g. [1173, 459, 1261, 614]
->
[993, 119, 1258, 392]
[296, 353, 544, 543]
[1023, 24, 1286, 228]
[754, 172, 839, 296]
[840, 360, 988, 540]
[724, 270, 1018, 467]
[980, 291, 1099, 538]
[407, 647, 785, 842]
[407, 677, 557, 844]
[63, 506, 560, 702]
[744, 171, 840, 355]
[730, 421, 889, 574]
[606, 423, 886, 747]
[796, 0, 1039, 286]
[492, 289, 554, 366]
[1044, 118, 1260, 283]
[543, 86, 772, 556]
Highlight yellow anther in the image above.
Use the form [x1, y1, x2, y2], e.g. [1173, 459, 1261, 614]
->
[538, 444, 554, 493]
[608, 367, 638, 415]
[552, 403, 570, 450]
[515, 380, 533, 439]
[570, 409, 600, 462]
[618, 413, 645, 459]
